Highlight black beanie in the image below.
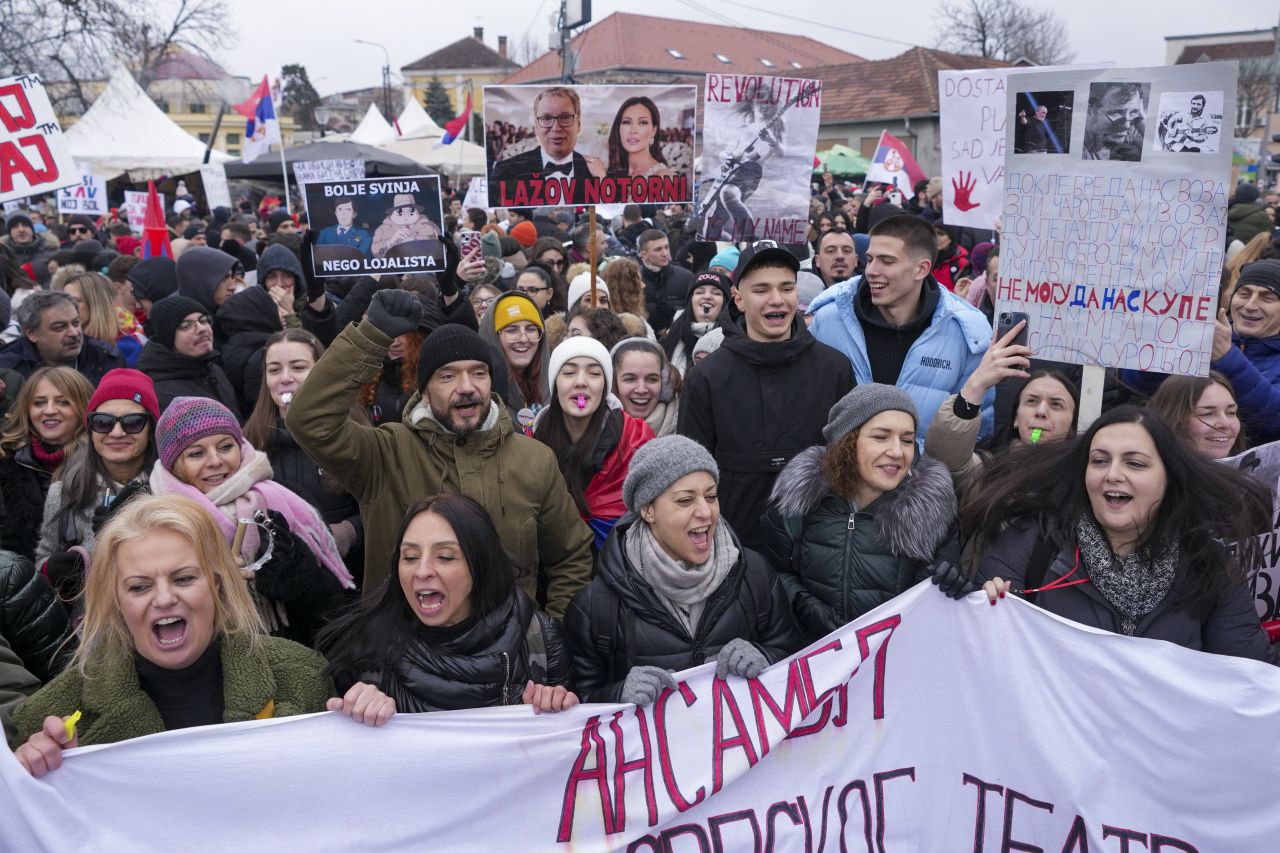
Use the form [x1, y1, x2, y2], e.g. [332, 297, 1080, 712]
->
[1234, 183, 1260, 205]
[416, 324, 494, 390]
[148, 294, 209, 350]
[268, 209, 293, 233]
[1236, 259, 1280, 301]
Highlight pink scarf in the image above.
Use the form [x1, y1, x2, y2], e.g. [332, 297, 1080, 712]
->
[150, 441, 355, 589]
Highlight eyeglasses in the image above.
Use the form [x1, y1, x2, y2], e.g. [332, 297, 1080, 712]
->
[535, 113, 578, 129]
[517, 285, 550, 296]
[88, 412, 151, 435]
[499, 325, 543, 342]
[541, 258, 566, 270]
[176, 315, 212, 332]
[470, 295, 497, 310]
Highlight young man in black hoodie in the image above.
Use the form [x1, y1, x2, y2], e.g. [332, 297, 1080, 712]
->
[135, 294, 241, 417]
[678, 242, 854, 549]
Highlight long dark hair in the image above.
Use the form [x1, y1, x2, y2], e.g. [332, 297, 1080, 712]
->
[980, 370, 1080, 452]
[1148, 371, 1247, 456]
[534, 396, 622, 516]
[243, 329, 325, 452]
[607, 97, 668, 176]
[318, 494, 518, 685]
[527, 238, 569, 313]
[960, 406, 1272, 615]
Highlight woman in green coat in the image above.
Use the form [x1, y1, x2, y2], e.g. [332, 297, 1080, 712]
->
[10, 494, 336, 776]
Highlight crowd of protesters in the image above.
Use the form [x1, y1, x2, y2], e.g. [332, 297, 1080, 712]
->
[1, 171, 1277, 777]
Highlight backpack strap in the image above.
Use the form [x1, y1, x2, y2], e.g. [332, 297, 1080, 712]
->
[1023, 538, 1058, 604]
[590, 580, 629, 682]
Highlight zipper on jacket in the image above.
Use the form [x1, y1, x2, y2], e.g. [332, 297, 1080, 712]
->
[500, 652, 511, 706]
[842, 507, 857, 623]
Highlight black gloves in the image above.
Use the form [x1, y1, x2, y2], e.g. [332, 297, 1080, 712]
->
[300, 230, 326, 301]
[930, 560, 979, 599]
[435, 234, 461, 298]
[793, 592, 839, 638]
[366, 289, 422, 339]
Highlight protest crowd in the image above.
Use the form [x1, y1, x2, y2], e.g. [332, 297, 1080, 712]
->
[0, 81, 1278, 799]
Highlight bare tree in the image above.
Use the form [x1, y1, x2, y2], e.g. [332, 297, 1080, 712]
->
[933, 0, 1075, 66]
[509, 33, 544, 67]
[1236, 54, 1279, 136]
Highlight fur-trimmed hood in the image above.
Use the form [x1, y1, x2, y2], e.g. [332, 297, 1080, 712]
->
[769, 446, 956, 563]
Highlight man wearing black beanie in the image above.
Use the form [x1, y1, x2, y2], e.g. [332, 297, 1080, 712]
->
[135, 294, 240, 417]
[286, 287, 593, 617]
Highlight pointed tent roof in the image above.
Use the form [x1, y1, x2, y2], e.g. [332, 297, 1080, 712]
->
[396, 92, 444, 138]
[65, 65, 231, 180]
[349, 103, 394, 145]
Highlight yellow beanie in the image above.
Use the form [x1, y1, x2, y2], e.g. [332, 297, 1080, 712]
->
[492, 293, 544, 332]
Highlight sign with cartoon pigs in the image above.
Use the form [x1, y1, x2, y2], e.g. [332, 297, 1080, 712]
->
[303, 174, 445, 277]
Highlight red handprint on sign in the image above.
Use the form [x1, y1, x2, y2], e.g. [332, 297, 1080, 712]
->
[952, 171, 980, 212]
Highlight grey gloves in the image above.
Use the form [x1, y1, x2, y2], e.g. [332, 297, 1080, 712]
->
[620, 666, 677, 706]
[716, 638, 768, 679]
[366, 289, 422, 339]
[931, 560, 979, 599]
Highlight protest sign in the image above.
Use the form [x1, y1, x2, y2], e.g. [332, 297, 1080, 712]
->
[483, 84, 697, 207]
[292, 158, 365, 189]
[696, 74, 821, 242]
[199, 163, 232, 210]
[461, 175, 488, 210]
[122, 190, 163, 233]
[5, 583, 1278, 851]
[939, 69, 1013, 230]
[304, 174, 445, 277]
[996, 62, 1235, 376]
[1223, 441, 1280, 623]
[57, 166, 106, 216]
[0, 74, 78, 204]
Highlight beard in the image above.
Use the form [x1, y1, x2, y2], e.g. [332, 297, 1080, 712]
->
[431, 393, 486, 435]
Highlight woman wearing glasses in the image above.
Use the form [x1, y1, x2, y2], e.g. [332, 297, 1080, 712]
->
[135, 294, 240, 417]
[512, 264, 558, 316]
[478, 292, 550, 416]
[467, 283, 502, 322]
[36, 369, 159, 568]
[527, 237, 571, 314]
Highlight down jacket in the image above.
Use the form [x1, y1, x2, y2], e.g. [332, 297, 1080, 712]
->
[0, 551, 71, 683]
[11, 633, 331, 748]
[0, 446, 53, 561]
[337, 589, 571, 713]
[762, 449, 960, 640]
[134, 340, 241, 418]
[979, 521, 1274, 664]
[565, 516, 805, 703]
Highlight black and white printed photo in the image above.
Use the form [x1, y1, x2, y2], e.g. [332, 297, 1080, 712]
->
[1152, 90, 1224, 154]
[1013, 90, 1073, 154]
[1083, 82, 1150, 162]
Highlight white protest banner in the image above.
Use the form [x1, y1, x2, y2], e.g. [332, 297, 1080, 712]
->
[0, 74, 78, 204]
[461, 175, 487, 210]
[291, 158, 366, 190]
[199, 162, 232, 210]
[484, 84, 697, 207]
[57, 166, 107, 216]
[1223, 441, 1280, 623]
[697, 74, 822, 242]
[122, 190, 162, 233]
[997, 62, 1234, 376]
[939, 69, 1010, 230]
[304, 174, 444, 277]
[4, 584, 1277, 850]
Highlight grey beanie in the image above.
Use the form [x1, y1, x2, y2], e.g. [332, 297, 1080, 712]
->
[623, 435, 718, 513]
[823, 384, 919, 444]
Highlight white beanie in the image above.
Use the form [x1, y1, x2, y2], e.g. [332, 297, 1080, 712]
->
[548, 335, 613, 395]
[567, 272, 608, 312]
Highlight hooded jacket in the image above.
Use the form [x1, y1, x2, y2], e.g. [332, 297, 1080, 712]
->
[1227, 201, 1272, 246]
[256, 243, 305, 297]
[126, 257, 179, 310]
[978, 521, 1274, 664]
[135, 340, 240, 418]
[10, 633, 331, 748]
[564, 516, 804, 703]
[809, 274, 994, 438]
[217, 286, 280, 413]
[0, 551, 71, 683]
[762, 450, 960, 640]
[676, 315, 853, 550]
[659, 274, 734, 373]
[0, 445, 55, 560]
[2, 231, 58, 266]
[284, 318, 594, 618]
[177, 246, 238, 315]
[640, 262, 693, 335]
[0, 335, 123, 385]
[254, 243, 340, 346]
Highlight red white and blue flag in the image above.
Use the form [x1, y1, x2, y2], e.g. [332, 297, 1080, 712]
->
[441, 92, 472, 145]
[864, 130, 926, 195]
[234, 76, 281, 163]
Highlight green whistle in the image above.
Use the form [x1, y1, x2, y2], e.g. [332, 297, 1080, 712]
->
[1030, 428, 1043, 444]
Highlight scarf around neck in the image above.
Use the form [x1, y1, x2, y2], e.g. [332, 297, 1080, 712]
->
[28, 435, 66, 472]
[1076, 516, 1178, 636]
[624, 518, 739, 637]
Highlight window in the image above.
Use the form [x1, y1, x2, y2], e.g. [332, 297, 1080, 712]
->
[790, 61, 803, 69]
[225, 132, 240, 144]
[715, 53, 731, 64]
[228, 148, 240, 156]
[666, 48, 685, 59]
[760, 58, 775, 68]
[198, 133, 210, 143]
[190, 102, 206, 114]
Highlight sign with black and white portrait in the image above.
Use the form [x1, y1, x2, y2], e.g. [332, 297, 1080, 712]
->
[1152, 90, 1224, 154]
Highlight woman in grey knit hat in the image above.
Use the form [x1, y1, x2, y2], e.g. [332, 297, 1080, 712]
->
[564, 435, 804, 705]
[761, 383, 962, 641]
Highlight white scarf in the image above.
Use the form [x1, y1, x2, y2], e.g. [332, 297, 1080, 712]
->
[625, 518, 739, 637]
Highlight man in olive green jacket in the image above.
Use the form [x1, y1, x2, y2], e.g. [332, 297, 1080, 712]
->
[285, 291, 593, 617]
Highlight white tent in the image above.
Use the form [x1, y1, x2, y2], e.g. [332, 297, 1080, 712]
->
[381, 134, 488, 178]
[349, 104, 394, 146]
[65, 66, 231, 180]
[395, 93, 443, 138]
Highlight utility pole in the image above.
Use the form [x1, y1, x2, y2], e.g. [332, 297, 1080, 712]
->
[559, 0, 571, 83]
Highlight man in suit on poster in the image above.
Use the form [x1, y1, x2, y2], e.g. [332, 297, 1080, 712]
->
[493, 87, 591, 204]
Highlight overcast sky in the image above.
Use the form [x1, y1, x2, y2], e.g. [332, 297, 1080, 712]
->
[222, 0, 1273, 96]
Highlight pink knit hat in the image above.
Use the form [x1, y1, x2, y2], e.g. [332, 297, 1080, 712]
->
[155, 396, 242, 471]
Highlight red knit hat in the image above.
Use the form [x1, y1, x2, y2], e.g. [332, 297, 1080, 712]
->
[87, 368, 160, 422]
[510, 220, 537, 248]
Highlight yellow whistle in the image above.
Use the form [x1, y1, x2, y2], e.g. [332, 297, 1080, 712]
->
[63, 710, 82, 743]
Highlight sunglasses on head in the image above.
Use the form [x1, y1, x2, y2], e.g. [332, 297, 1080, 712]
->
[88, 412, 151, 435]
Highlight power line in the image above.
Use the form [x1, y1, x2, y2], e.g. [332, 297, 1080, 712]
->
[518, 0, 550, 59]
[695, 0, 923, 50]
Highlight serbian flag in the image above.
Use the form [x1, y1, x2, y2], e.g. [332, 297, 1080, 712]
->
[441, 92, 472, 145]
[864, 130, 926, 195]
[234, 76, 281, 163]
[141, 181, 173, 260]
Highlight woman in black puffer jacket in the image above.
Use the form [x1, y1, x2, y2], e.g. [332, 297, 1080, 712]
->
[0, 551, 71, 683]
[566, 436, 804, 705]
[761, 385, 961, 641]
[318, 494, 577, 714]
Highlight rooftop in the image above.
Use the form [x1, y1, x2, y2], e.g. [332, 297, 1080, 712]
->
[403, 35, 520, 72]
[1175, 39, 1275, 64]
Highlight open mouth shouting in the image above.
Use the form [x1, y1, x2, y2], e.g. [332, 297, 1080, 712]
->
[688, 525, 711, 555]
[415, 589, 446, 616]
[451, 394, 484, 421]
[152, 616, 188, 649]
[1101, 490, 1132, 511]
